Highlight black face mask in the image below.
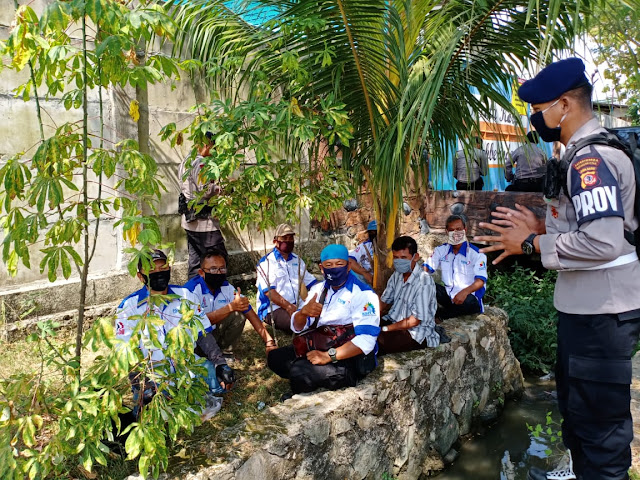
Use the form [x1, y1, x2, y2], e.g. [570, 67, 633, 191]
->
[530, 111, 562, 143]
[143, 270, 171, 291]
[278, 241, 294, 254]
[204, 273, 227, 291]
[368, 231, 377, 242]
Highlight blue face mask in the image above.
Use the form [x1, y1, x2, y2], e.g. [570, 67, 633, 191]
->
[393, 258, 413, 274]
[323, 265, 350, 287]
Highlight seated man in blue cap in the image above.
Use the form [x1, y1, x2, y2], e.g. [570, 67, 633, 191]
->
[267, 244, 380, 395]
[348, 220, 377, 285]
[473, 57, 640, 480]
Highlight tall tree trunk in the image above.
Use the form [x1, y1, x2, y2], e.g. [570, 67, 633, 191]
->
[76, 11, 90, 363]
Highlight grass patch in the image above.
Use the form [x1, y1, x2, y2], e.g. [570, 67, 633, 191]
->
[0, 289, 292, 479]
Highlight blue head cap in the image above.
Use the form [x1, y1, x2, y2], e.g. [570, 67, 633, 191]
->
[320, 244, 349, 263]
[518, 58, 590, 104]
[367, 220, 377, 231]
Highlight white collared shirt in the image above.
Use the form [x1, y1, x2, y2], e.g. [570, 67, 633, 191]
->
[115, 285, 210, 362]
[256, 249, 319, 319]
[425, 242, 487, 310]
[381, 264, 439, 347]
[183, 275, 251, 330]
[291, 272, 380, 355]
[349, 240, 374, 274]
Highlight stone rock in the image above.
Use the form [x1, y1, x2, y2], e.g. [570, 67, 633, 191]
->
[235, 451, 277, 480]
[163, 309, 524, 480]
[332, 417, 352, 436]
[445, 346, 467, 383]
[305, 418, 330, 445]
[443, 448, 459, 464]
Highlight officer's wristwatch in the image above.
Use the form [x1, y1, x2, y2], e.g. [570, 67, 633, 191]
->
[521, 233, 537, 256]
[328, 348, 338, 363]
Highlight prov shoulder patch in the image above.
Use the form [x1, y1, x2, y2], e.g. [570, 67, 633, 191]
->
[570, 151, 624, 226]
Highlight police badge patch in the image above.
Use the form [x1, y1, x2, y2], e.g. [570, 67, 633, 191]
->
[570, 152, 624, 226]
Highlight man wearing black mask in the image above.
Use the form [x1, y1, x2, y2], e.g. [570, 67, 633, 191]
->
[116, 249, 235, 407]
[184, 248, 277, 357]
[475, 58, 640, 480]
[256, 223, 319, 334]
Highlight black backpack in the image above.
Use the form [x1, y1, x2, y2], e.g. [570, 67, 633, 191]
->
[562, 128, 640, 255]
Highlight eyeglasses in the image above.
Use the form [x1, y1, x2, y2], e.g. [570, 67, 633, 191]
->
[203, 267, 227, 274]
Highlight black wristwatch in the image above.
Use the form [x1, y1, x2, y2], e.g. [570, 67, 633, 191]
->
[328, 348, 338, 363]
[521, 233, 537, 256]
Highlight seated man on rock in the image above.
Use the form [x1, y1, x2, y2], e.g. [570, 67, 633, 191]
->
[256, 223, 319, 334]
[423, 215, 487, 320]
[348, 219, 377, 285]
[115, 249, 235, 412]
[183, 248, 278, 359]
[267, 244, 380, 394]
[378, 236, 440, 354]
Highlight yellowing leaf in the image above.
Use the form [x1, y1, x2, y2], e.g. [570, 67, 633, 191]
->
[290, 97, 304, 118]
[129, 100, 140, 123]
[124, 223, 142, 246]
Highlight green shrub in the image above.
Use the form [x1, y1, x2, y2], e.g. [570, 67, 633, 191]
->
[486, 266, 558, 373]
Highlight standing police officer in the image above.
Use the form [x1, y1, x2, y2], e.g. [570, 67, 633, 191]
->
[475, 58, 640, 480]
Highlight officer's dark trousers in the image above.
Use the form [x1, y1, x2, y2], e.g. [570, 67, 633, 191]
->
[556, 311, 640, 480]
[435, 284, 481, 320]
[185, 230, 227, 280]
[504, 177, 544, 192]
[267, 345, 359, 394]
[456, 178, 484, 191]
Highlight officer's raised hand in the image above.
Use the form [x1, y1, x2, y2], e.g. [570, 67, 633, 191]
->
[299, 293, 323, 318]
[473, 210, 537, 265]
[490, 203, 546, 234]
[230, 288, 249, 312]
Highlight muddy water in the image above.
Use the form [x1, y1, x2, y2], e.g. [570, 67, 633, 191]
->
[436, 375, 563, 480]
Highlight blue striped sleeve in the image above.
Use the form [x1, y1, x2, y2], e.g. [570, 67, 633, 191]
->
[354, 325, 381, 336]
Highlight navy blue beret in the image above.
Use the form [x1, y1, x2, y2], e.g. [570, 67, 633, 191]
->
[518, 57, 590, 104]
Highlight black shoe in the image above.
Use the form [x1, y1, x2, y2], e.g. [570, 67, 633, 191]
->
[280, 391, 294, 402]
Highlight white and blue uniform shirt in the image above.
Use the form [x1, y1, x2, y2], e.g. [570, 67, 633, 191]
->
[115, 285, 210, 362]
[183, 276, 251, 328]
[292, 272, 380, 356]
[425, 242, 488, 310]
[349, 240, 374, 274]
[256, 249, 319, 320]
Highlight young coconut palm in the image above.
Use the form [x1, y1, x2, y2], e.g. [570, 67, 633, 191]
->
[168, 0, 600, 289]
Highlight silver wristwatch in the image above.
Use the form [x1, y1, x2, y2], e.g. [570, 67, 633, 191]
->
[328, 347, 338, 363]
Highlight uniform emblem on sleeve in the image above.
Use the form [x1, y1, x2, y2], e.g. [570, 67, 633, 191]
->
[572, 157, 600, 189]
[362, 302, 376, 316]
[550, 206, 559, 218]
[116, 321, 125, 335]
[570, 153, 623, 226]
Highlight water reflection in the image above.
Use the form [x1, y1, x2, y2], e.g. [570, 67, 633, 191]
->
[436, 375, 561, 480]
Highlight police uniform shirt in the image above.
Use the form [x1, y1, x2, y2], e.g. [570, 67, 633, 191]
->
[424, 242, 488, 310]
[115, 285, 211, 362]
[454, 147, 488, 182]
[505, 144, 546, 181]
[380, 264, 440, 347]
[183, 275, 252, 329]
[539, 117, 640, 315]
[256, 249, 319, 320]
[348, 240, 374, 274]
[292, 272, 380, 355]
